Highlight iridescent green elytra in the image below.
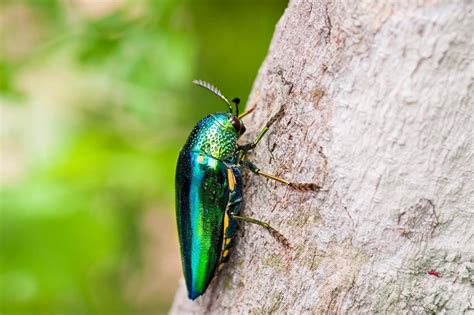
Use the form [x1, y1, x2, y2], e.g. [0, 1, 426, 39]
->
[175, 80, 319, 300]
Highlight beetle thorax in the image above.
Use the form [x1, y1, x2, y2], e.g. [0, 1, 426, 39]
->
[184, 114, 238, 160]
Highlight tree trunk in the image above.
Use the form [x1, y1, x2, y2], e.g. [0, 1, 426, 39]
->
[171, 0, 473, 313]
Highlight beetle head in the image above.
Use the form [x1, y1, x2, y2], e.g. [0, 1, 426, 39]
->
[192, 80, 246, 135]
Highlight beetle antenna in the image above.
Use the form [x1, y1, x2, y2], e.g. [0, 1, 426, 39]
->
[232, 98, 240, 117]
[192, 80, 233, 114]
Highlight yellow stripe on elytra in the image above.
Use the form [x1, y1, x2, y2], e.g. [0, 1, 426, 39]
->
[227, 168, 236, 191]
[223, 212, 229, 236]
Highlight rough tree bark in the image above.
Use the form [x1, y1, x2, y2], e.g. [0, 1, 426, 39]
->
[171, 0, 473, 313]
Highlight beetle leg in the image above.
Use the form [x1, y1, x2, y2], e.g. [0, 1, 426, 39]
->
[238, 104, 256, 119]
[238, 91, 260, 119]
[238, 106, 285, 153]
[230, 214, 290, 248]
[241, 160, 321, 192]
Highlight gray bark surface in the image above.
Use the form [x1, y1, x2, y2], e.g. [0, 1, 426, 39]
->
[171, 0, 473, 313]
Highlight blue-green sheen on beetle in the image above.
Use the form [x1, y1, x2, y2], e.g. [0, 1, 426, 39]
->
[175, 80, 320, 300]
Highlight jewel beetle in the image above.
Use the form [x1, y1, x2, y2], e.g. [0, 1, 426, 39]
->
[175, 80, 319, 300]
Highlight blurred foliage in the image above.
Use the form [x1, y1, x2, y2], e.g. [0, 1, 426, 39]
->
[0, 0, 286, 314]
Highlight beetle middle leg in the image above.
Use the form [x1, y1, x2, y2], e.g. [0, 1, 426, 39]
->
[241, 160, 321, 192]
[230, 213, 290, 248]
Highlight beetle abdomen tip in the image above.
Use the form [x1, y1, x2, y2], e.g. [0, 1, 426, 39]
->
[188, 290, 202, 300]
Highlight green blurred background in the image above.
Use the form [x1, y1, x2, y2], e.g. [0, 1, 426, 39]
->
[0, 0, 286, 314]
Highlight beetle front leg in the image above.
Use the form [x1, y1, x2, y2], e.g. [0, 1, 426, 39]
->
[242, 160, 321, 192]
[230, 213, 290, 248]
[238, 106, 285, 153]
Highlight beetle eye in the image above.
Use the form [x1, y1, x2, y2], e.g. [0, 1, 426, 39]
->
[229, 116, 241, 133]
[240, 123, 246, 135]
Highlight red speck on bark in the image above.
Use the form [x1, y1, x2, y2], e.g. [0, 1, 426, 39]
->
[427, 269, 440, 277]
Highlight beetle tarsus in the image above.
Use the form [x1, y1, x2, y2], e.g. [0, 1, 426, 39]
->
[266, 106, 285, 128]
[265, 225, 291, 248]
[289, 182, 321, 191]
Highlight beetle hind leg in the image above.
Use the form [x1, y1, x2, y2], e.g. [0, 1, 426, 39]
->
[231, 214, 291, 248]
